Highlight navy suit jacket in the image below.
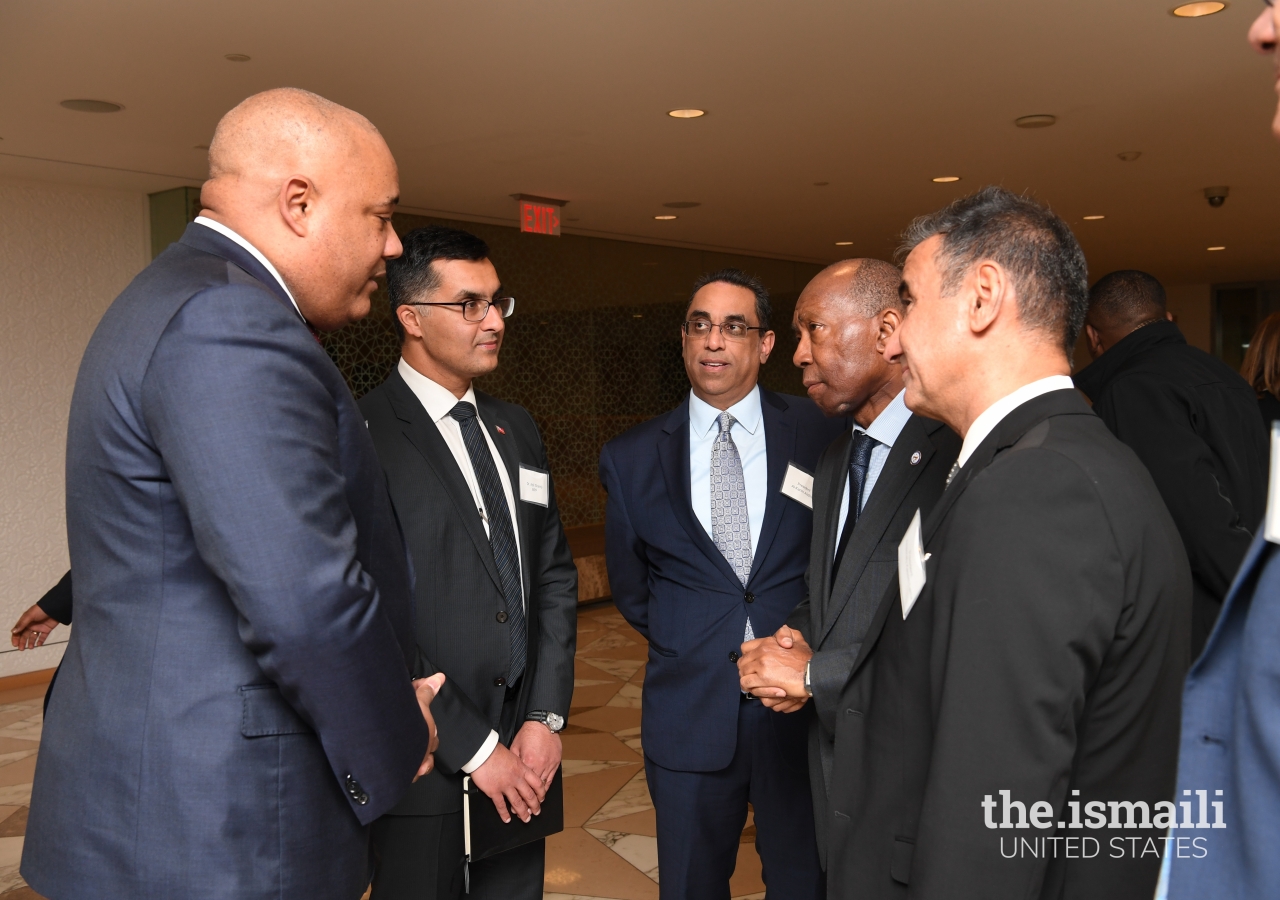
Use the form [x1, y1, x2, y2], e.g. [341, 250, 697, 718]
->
[22, 224, 430, 900]
[599, 388, 845, 772]
[1169, 527, 1280, 898]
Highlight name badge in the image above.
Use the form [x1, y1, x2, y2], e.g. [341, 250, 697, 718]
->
[780, 462, 814, 509]
[1265, 423, 1280, 544]
[898, 508, 930, 619]
[519, 465, 550, 507]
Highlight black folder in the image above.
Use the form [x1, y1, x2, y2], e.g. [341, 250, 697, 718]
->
[462, 766, 564, 873]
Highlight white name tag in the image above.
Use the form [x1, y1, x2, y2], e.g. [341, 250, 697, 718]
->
[780, 462, 815, 509]
[898, 508, 930, 619]
[519, 465, 550, 507]
[1265, 423, 1280, 544]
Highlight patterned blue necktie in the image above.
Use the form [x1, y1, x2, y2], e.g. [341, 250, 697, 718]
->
[449, 401, 526, 683]
[832, 430, 879, 579]
[710, 412, 755, 641]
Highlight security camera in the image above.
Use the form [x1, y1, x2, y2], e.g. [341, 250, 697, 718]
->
[1204, 186, 1229, 208]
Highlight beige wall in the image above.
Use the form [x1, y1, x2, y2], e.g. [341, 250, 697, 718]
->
[1165, 283, 1211, 353]
[0, 176, 149, 677]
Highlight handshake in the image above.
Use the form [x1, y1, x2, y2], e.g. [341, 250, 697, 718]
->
[736, 625, 814, 714]
[410, 673, 561, 825]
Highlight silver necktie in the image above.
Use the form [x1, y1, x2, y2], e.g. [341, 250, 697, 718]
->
[710, 412, 754, 641]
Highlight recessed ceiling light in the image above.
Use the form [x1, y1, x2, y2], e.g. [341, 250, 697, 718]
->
[932, 176, 961, 183]
[60, 99, 123, 113]
[654, 215, 678, 220]
[668, 109, 705, 119]
[835, 241, 854, 246]
[1207, 245, 1226, 251]
[1171, 2, 1227, 17]
[1117, 151, 1143, 162]
[663, 201, 700, 209]
[633, 314, 644, 318]
[1083, 215, 1106, 220]
[224, 53, 251, 62]
[1015, 115, 1057, 129]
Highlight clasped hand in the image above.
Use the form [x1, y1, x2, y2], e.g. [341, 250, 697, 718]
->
[472, 721, 561, 823]
[737, 625, 813, 713]
[412, 673, 446, 781]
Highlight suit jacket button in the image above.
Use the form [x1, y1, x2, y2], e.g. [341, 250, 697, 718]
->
[496, 611, 508, 623]
[729, 651, 740, 662]
[744, 592, 755, 604]
[494, 677, 506, 687]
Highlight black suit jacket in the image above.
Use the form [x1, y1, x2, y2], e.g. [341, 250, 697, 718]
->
[828, 390, 1191, 900]
[1074, 319, 1267, 655]
[360, 370, 578, 816]
[37, 571, 73, 625]
[786, 414, 959, 866]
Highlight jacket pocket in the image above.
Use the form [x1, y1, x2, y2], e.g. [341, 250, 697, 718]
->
[890, 837, 914, 884]
[648, 642, 677, 658]
[240, 683, 313, 737]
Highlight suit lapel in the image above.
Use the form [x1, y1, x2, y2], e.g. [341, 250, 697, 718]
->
[747, 391, 795, 586]
[478, 396, 534, 602]
[657, 400, 744, 590]
[819, 415, 935, 647]
[385, 373, 504, 594]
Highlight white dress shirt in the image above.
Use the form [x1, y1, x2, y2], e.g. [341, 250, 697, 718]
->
[689, 386, 768, 554]
[956, 375, 1077, 468]
[397, 358, 527, 773]
[192, 217, 306, 322]
[832, 388, 913, 556]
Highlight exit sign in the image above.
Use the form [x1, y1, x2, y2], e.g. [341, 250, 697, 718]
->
[515, 194, 567, 236]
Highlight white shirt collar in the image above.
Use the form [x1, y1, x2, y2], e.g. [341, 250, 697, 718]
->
[956, 374, 1076, 467]
[859, 388, 911, 448]
[193, 216, 304, 321]
[689, 385, 763, 438]
[398, 358, 477, 422]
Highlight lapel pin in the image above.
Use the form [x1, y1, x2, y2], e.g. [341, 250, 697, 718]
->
[910, 451, 922, 466]
[496, 426, 506, 435]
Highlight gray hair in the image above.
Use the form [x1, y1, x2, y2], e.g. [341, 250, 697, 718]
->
[897, 186, 1089, 354]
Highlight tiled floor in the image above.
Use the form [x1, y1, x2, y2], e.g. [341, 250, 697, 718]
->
[0, 603, 765, 900]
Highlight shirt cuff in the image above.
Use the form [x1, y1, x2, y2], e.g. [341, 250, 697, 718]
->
[460, 730, 500, 774]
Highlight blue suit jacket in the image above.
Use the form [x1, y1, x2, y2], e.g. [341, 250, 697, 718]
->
[599, 389, 845, 772]
[21, 224, 430, 900]
[1169, 527, 1280, 899]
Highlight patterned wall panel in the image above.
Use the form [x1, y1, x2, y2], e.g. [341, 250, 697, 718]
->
[323, 213, 823, 527]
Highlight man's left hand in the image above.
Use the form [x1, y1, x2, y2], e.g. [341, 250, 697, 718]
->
[510, 719, 562, 787]
[738, 625, 813, 711]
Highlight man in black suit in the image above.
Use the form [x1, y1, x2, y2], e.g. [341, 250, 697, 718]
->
[360, 225, 578, 900]
[827, 187, 1191, 899]
[600, 269, 846, 899]
[1074, 270, 1266, 656]
[736, 258, 959, 868]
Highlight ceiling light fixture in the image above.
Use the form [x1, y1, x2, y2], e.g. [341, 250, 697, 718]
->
[933, 176, 961, 183]
[1083, 215, 1106, 220]
[835, 241, 853, 246]
[1015, 115, 1057, 128]
[663, 201, 700, 209]
[1207, 245, 1226, 251]
[60, 99, 123, 113]
[1117, 151, 1142, 162]
[1171, 2, 1227, 17]
[654, 215, 678, 220]
[224, 53, 251, 62]
[668, 109, 705, 119]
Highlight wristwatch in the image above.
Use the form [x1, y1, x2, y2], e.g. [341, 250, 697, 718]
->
[526, 710, 566, 733]
[804, 661, 813, 697]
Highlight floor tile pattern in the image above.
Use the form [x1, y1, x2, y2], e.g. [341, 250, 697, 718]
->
[0, 604, 764, 899]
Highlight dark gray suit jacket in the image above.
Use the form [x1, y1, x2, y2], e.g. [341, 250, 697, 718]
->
[360, 370, 578, 816]
[22, 224, 430, 900]
[786, 413, 958, 866]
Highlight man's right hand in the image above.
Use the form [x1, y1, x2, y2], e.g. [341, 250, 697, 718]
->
[10, 604, 57, 650]
[412, 673, 446, 781]
[470, 742, 545, 824]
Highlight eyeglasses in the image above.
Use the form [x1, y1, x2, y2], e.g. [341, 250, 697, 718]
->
[410, 296, 515, 322]
[682, 319, 765, 340]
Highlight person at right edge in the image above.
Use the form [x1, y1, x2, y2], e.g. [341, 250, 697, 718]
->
[827, 186, 1190, 900]
[1164, 7, 1280, 897]
[1074, 269, 1266, 656]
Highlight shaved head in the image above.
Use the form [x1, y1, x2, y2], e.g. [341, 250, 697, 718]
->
[198, 88, 402, 332]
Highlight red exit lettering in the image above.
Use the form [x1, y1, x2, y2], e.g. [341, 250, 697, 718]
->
[519, 201, 561, 236]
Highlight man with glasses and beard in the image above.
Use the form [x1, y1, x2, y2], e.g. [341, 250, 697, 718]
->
[600, 269, 845, 899]
[359, 225, 578, 900]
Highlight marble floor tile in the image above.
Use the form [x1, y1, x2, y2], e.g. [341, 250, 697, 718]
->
[628, 664, 646, 685]
[562, 760, 637, 778]
[0, 716, 41, 743]
[0, 810, 25, 840]
[583, 611, 629, 627]
[543, 828, 659, 900]
[584, 830, 659, 882]
[0, 760, 37, 790]
[0, 788, 31, 809]
[604, 684, 642, 709]
[586, 769, 652, 826]
[577, 632, 638, 654]
[574, 658, 622, 681]
[570, 706, 641, 734]
[563, 764, 643, 828]
[560, 733, 641, 764]
[579, 658, 644, 681]
[577, 645, 648, 662]
[586, 808, 656, 838]
[728, 841, 766, 897]
[571, 682, 625, 708]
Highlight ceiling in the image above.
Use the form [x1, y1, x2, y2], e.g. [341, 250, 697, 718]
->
[2, 0, 1279, 286]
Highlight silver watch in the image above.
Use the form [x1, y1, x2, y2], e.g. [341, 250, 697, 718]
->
[804, 661, 813, 697]
[526, 710, 565, 733]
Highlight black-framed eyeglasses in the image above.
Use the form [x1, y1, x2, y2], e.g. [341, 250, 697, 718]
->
[410, 297, 515, 322]
[682, 319, 765, 340]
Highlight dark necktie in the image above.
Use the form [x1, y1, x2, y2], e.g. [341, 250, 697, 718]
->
[449, 401, 526, 683]
[832, 430, 879, 581]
